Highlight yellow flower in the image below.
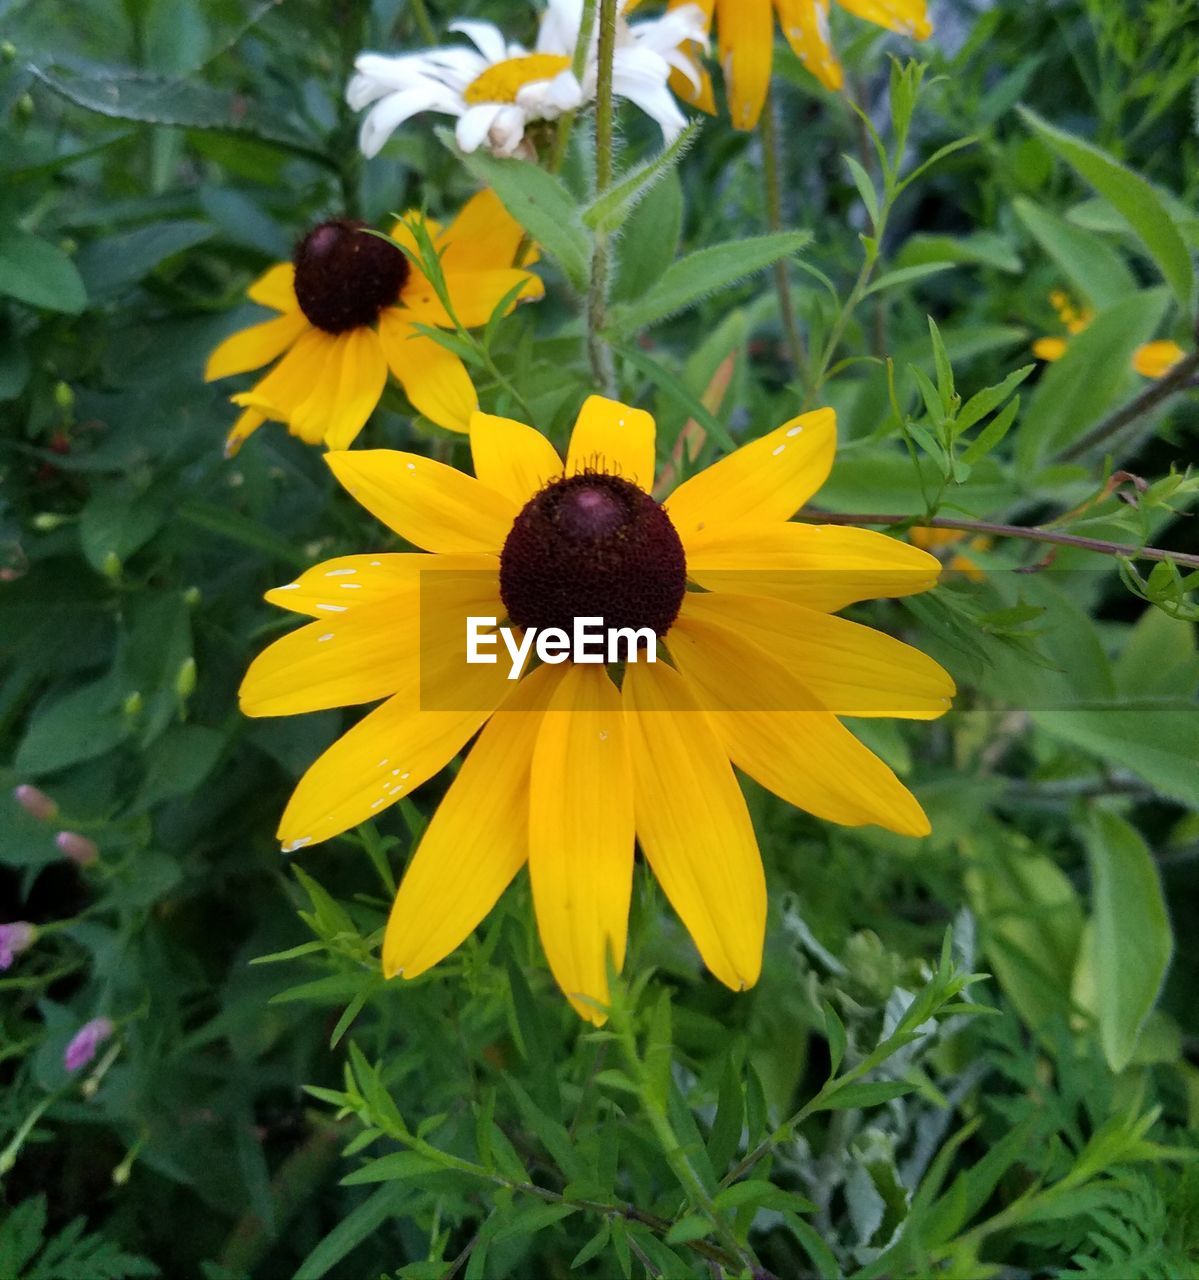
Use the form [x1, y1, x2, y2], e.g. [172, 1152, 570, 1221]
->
[240, 398, 952, 1022]
[908, 526, 990, 583]
[628, 0, 932, 128]
[1032, 290, 1186, 381]
[205, 190, 543, 455]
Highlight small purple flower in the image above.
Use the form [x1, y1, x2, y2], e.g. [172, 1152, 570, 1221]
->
[55, 831, 99, 867]
[0, 922, 35, 970]
[13, 784, 57, 821]
[64, 1017, 114, 1073]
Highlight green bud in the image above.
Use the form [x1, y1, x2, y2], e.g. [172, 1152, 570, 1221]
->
[1, 41, 16, 61]
[123, 691, 143, 719]
[31, 512, 69, 532]
[101, 550, 122, 580]
[53, 381, 75, 413]
[175, 657, 197, 701]
[15, 93, 32, 120]
[183, 586, 202, 608]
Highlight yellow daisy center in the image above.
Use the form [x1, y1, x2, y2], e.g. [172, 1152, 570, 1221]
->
[463, 54, 572, 105]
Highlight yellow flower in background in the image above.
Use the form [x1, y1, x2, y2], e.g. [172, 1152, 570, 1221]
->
[239, 398, 952, 1022]
[628, 0, 933, 128]
[205, 190, 543, 454]
[909, 526, 990, 583]
[1033, 289, 1186, 381]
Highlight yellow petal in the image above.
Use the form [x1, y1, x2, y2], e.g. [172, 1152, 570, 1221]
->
[247, 263, 298, 312]
[326, 449, 516, 554]
[682, 591, 955, 719]
[469, 412, 563, 508]
[240, 570, 503, 718]
[668, 609, 930, 835]
[225, 405, 267, 457]
[231, 328, 337, 440]
[528, 665, 634, 1024]
[403, 268, 544, 329]
[665, 408, 836, 542]
[565, 395, 657, 491]
[685, 519, 942, 612]
[623, 660, 765, 991]
[717, 0, 775, 129]
[670, 60, 716, 113]
[289, 327, 388, 451]
[377, 309, 479, 433]
[1033, 336, 1068, 363]
[438, 189, 529, 272]
[774, 0, 843, 90]
[383, 664, 566, 980]
[205, 309, 309, 381]
[1132, 339, 1185, 379]
[265, 552, 498, 617]
[835, 0, 933, 40]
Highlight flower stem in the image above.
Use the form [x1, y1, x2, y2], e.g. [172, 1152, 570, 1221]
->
[549, 0, 599, 172]
[760, 84, 808, 385]
[797, 509, 1199, 570]
[587, 0, 619, 396]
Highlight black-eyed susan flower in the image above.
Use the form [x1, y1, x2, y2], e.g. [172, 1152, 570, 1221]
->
[347, 0, 707, 160]
[1033, 289, 1186, 381]
[239, 398, 952, 1022]
[205, 190, 543, 454]
[628, 0, 932, 128]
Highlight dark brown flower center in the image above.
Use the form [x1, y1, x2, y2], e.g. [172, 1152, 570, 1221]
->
[499, 473, 687, 637]
[293, 219, 408, 333]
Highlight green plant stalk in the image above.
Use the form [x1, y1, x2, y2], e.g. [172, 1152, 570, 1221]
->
[760, 85, 809, 385]
[549, 0, 600, 171]
[587, 0, 619, 396]
[409, 0, 436, 45]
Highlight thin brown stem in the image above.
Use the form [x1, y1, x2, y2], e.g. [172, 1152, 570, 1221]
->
[796, 509, 1199, 570]
[760, 84, 808, 383]
[587, 0, 619, 395]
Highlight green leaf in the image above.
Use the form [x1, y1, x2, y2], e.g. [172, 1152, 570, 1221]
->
[1019, 107, 1194, 308]
[452, 140, 591, 293]
[606, 232, 810, 336]
[79, 486, 167, 573]
[76, 220, 214, 294]
[1085, 811, 1174, 1073]
[1032, 706, 1199, 809]
[292, 1182, 410, 1279]
[15, 678, 129, 775]
[844, 154, 880, 228]
[0, 228, 86, 314]
[1013, 196, 1137, 309]
[819, 1080, 916, 1110]
[1016, 287, 1170, 470]
[824, 1002, 847, 1078]
[340, 1152, 445, 1185]
[492, 1204, 576, 1244]
[582, 122, 697, 233]
[954, 365, 1033, 435]
[612, 169, 684, 304]
[862, 262, 955, 299]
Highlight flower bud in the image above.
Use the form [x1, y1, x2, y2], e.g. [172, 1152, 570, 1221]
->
[183, 586, 202, 608]
[175, 658, 197, 701]
[0, 922, 36, 970]
[13, 784, 57, 822]
[53, 382, 75, 414]
[56, 831, 99, 867]
[31, 513, 69, 532]
[64, 1017, 114, 1073]
[122, 691, 143, 720]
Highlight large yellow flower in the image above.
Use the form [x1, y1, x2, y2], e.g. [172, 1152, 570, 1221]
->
[240, 398, 952, 1022]
[628, 0, 932, 128]
[205, 190, 543, 454]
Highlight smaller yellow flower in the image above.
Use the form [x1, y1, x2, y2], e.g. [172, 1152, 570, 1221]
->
[1032, 290, 1186, 382]
[909, 526, 990, 583]
[628, 0, 933, 129]
[205, 190, 543, 455]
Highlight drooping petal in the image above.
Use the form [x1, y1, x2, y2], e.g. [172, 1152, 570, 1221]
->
[247, 263, 298, 312]
[717, 0, 774, 129]
[377, 309, 479, 433]
[265, 553, 498, 617]
[565, 395, 657, 490]
[276, 641, 512, 850]
[835, 0, 932, 40]
[469, 412, 563, 507]
[204, 310, 309, 381]
[623, 660, 765, 991]
[612, 46, 689, 143]
[289, 326, 388, 451]
[326, 449, 516, 554]
[681, 591, 955, 719]
[231, 327, 339, 441]
[225, 405, 267, 457]
[383, 664, 566, 979]
[665, 408, 835, 540]
[241, 570, 503, 717]
[774, 0, 843, 91]
[528, 664, 634, 1024]
[668, 608, 931, 835]
[685, 520, 942, 612]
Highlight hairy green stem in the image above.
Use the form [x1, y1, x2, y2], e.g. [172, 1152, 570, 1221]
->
[760, 85, 809, 384]
[587, 0, 619, 396]
[796, 509, 1199, 570]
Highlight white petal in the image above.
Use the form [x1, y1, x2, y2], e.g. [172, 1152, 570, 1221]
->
[489, 105, 529, 157]
[456, 102, 503, 153]
[538, 0, 584, 55]
[612, 49, 687, 142]
[448, 19, 507, 65]
[359, 86, 461, 158]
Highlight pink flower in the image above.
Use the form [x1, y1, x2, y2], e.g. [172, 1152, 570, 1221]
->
[64, 1017, 114, 1073]
[55, 831, 99, 867]
[0, 922, 35, 970]
[13, 785, 57, 822]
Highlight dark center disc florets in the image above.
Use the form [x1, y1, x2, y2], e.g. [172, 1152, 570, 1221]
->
[293, 219, 408, 333]
[499, 472, 687, 637]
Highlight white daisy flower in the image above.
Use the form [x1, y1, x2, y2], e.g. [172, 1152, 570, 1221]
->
[347, 0, 708, 160]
